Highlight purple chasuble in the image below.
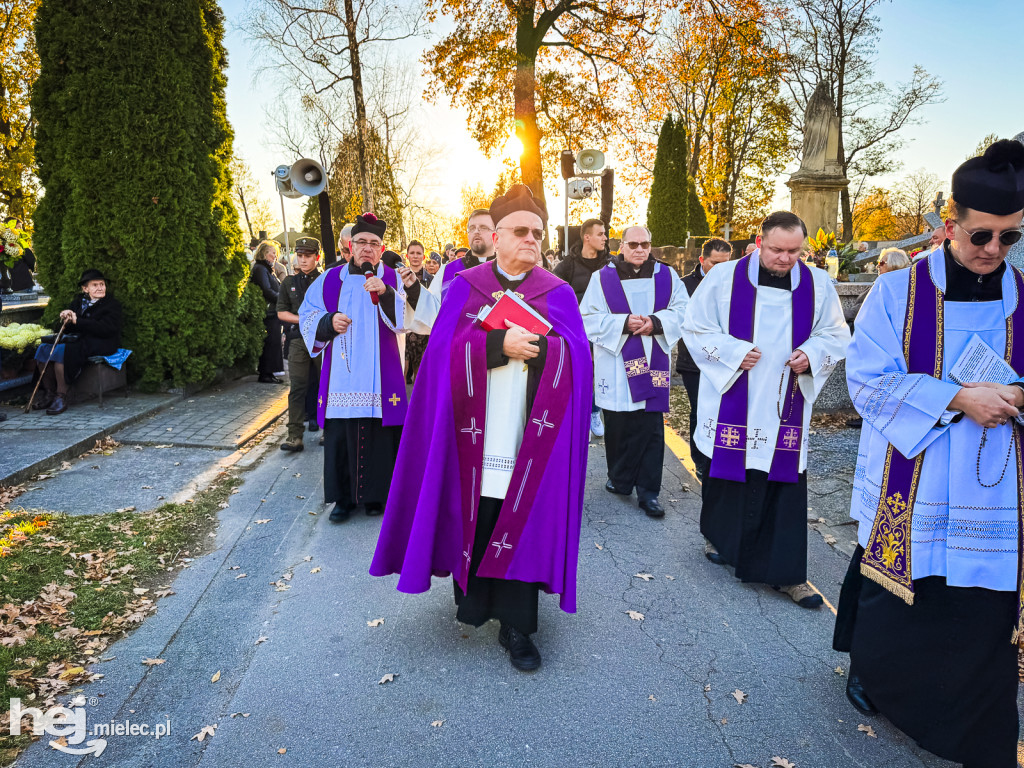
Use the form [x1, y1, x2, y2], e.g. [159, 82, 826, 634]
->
[369, 263, 592, 612]
[314, 263, 407, 428]
[440, 258, 471, 301]
[598, 263, 672, 412]
[709, 255, 814, 484]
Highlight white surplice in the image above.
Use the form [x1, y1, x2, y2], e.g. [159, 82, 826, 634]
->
[682, 255, 850, 473]
[580, 261, 688, 411]
[298, 262, 409, 421]
[848, 251, 1024, 591]
[410, 260, 458, 334]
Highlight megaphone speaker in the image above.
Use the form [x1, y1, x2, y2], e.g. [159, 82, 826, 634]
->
[576, 149, 605, 173]
[289, 158, 327, 196]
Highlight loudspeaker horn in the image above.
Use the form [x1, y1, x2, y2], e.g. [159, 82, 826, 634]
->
[575, 149, 605, 173]
[273, 165, 302, 199]
[289, 158, 327, 196]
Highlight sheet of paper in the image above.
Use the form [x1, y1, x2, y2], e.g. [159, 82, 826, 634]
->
[947, 334, 1019, 385]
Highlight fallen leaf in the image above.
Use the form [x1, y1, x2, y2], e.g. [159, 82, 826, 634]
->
[682, 483, 691, 492]
[857, 723, 877, 738]
[255, 519, 272, 524]
[704, 684, 711, 692]
[278, 748, 287, 754]
[133, 588, 149, 595]
[594, 542, 603, 550]
[142, 658, 165, 666]
[191, 724, 217, 742]
[771, 758, 796, 768]
[824, 534, 838, 546]
[367, 618, 385, 627]
[430, 720, 443, 727]
[665, 575, 675, 581]
[255, 636, 268, 645]
[310, 567, 321, 574]
[648, 695, 656, 702]
[296, 495, 305, 500]
[294, 473, 302, 478]
[58, 666, 85, 680]
[720, 717, 728, 724]
[378, 673, 396, 685]
[734, 764, 758, 768]
[634, 573, 654, 581]
[52, 736, 69, 748]
[731, 689, 747, 705]
[229, 565, 240, 570]
[115, 506, 136, 514]
[235, 573, 247, 580]
[626, 610, 645, 621]
[141, 485, 153, 490]
[155, 589, 175, 598]
[211, 670, 221, 683]
[303, 556, 312, 562]
[834, 666, 845, 676]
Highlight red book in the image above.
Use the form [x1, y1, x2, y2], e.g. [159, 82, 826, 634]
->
[477, 290, 553, 335]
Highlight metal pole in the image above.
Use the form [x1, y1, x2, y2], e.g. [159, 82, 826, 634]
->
[279, 189, 290, 254]
[564, 178, 570, 261]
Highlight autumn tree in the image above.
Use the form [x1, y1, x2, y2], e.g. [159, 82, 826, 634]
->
[634, 0, 790, 237]
[893, 168, 942, 236]
[424, 0, 663, 210]
[245, 0, 424, 212]
[783, 0, 944, 240]
[0, 0, 41, 220]
[230, 156, 277, 241]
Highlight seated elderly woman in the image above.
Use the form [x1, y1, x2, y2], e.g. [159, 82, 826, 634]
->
[33, 269, 123, 415]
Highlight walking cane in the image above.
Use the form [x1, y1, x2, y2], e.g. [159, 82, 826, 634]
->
[24, 317, 70, 413]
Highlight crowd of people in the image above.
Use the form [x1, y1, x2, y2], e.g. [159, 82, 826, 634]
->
[278, 139, 1024, 768]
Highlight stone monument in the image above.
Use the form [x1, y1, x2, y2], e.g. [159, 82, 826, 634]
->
[786, 82, 849, 239]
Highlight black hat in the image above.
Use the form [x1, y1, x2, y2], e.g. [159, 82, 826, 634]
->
[351, 212, 387, 240]
[952, 139, 1024, 216]
[489, 183, 548, 225]
[78, 268, 108, 286]
[294, 236, 321, 253]
[381, 250, 403, 269]
[429, 251, 441, 263]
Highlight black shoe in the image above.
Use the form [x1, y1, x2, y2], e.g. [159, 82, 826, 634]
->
[845, 673, 877, 715]
[0, 412, 6, 422]
[846, 416, 863, 428]
[258, 374, 283, 384]
[46, 395, 67, 415]
[365, 503, 384, 517]
[639, 498, 665, 518]
[704, 541, 727, 565]
[307, 422, 320, 433]
[328, 503, 351, 523]
[280, 437, 304, 452]
[498, 624, 541, 672]
[604, 479, 630, 496]
[31, 391, 54, 410]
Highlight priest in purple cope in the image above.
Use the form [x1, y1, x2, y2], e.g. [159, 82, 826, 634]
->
[370, 185, 592, 672]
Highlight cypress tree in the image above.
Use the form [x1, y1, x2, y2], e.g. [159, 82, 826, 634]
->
[646, 115, 689, 246]
[675, 121, 710, 238]
[33, 0, 263, 390]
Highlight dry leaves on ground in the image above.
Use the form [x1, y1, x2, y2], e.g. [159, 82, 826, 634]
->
[191, 724, 217, 742]
[594, 542, 603, 550]
[626, 610, 644, 621]
[141, 658, 165, 666]
[211, 670, 221, 683]
[634, 573, 653, 581]
[834, 666, 844, 676]
[255, 636, 268, 645]
[378, 673, 396, 685]
[310, 567, 321, 574]
[255, 519, 272, 525]
[771, 758, 796, 768]
[367, 618, 385, 627]
[858, 723, 877, 738]
[278, 748, 287, 754]
[430, 720, 443, 727]
[731, 689, 747, 704]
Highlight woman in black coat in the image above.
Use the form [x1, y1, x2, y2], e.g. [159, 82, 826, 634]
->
[33, 268, 123, 415]
[251, 240, 284, 383]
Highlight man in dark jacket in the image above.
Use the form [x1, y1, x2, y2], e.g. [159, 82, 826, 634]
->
[554, 218, 611, 436]
[277, 237, 323, 451]
[675, 237, 732, 476]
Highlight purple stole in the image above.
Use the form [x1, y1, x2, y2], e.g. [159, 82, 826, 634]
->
[314, 264, 408, 429]
[709, 255, 814, 484]
[861, 260, 1024, 631]
[450, 267, 572, 581]
[598, 263, 672, 412]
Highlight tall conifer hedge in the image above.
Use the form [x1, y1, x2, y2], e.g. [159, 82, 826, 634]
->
[646, 115, 689, 247]
[33, 0, 262, 389]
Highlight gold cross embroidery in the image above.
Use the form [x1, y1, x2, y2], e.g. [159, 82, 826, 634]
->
[389, 393, 401, 406]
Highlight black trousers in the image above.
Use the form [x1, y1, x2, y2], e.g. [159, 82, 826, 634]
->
[323, 417, 401, 507]
[603, 409, 665, 502]
[454, 496, 540, 635]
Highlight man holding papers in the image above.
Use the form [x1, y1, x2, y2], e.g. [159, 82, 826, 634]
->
[371, 185, 591, 672]
[836, 139, 1024, 767]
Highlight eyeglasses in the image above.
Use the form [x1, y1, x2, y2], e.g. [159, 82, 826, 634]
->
[467, 224, 494, 234]
[877, 260, 887, 268]
[954, 222, 1024, 247]
[498, 226, 544, 241]
[352, 239, 381, 249]
[624, 241, 651, 250]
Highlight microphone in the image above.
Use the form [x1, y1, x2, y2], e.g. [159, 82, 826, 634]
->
[363, 263, 380, 305]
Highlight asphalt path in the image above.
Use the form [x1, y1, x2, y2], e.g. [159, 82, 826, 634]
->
[21, 431, 964, 768]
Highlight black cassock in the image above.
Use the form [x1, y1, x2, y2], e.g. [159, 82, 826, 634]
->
[323, 418, 401, 509]
[603, 409, 665, 501]
[701, 470, 807, 586]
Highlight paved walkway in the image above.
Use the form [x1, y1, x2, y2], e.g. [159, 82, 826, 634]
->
[20, 428, 973, 768]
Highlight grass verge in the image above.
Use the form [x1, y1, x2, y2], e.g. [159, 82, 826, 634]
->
[0, 473, 239, 764]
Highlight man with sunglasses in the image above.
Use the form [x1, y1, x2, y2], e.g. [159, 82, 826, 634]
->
[835, 139, 1024, 768]
[299, 213, 410, 523]
[402, 209, 496, 333]
[682, 211, 850, 608]
[372, 185, 592, 673]
[581, 226, 688, 518]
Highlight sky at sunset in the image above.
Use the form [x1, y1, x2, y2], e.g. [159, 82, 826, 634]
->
[219, 0, 1024, 242]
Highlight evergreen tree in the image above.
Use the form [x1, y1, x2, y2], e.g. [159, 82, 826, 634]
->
[646, 115, 689, 246]
[674, 121, 710, 238]
[33, 0, 262, 389]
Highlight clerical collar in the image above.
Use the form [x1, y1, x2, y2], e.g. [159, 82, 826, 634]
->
[494, 261, 528, 282]
[757, 263, 792, 291]
[943, 242, 1004, 302]
[462, 250, 494, 269]
[348, 259, 377, 276]
[615, 255, 655, 280]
